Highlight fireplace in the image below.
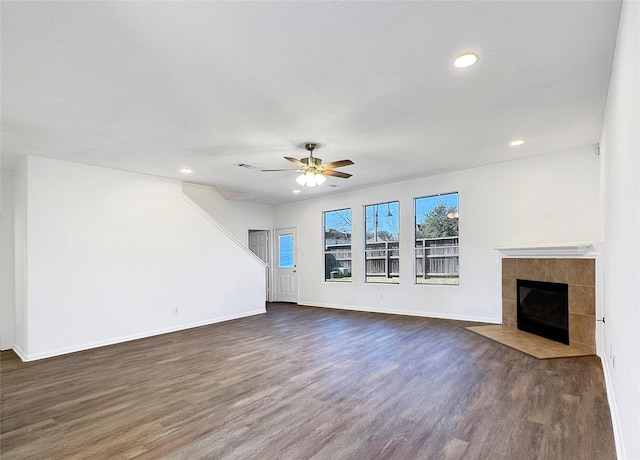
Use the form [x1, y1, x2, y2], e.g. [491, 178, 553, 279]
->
[517, 279, 569, 344]
[500, 257, 596, 354]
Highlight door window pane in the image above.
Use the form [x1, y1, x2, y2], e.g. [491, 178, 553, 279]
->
[278, 234, 294, 268]
[415, 192, 459, 285]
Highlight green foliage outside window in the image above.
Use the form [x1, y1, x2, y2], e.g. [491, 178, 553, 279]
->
[416, 202, 459, 239]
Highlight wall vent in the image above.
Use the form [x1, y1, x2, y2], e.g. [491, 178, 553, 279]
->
[236, 163, 258, 169]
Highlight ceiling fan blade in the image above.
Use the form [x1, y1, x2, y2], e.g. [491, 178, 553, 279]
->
[321, 169, 352, 179]
[320, 159, 354, 169]
[261, 168, 304, 172]
[284, 157, 306, 167]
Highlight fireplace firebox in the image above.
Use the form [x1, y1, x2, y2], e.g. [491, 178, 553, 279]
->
[517, 279, 569, 344]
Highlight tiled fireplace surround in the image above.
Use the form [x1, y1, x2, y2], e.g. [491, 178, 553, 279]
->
[501, 258, 596, 353]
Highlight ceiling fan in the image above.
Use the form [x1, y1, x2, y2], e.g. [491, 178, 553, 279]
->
[261, 143, 354, 187]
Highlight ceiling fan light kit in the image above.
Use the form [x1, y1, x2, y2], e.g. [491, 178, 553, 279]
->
[262, 142, 354, 188]
[296, 170, 326, 187]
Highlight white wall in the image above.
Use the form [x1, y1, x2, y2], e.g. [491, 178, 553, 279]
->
[16, 156, 266, 361]
[275, 146, 602, 322]
[183, 183, 274, 244]
[13, 161, 28, 356]
[600, 1, 640, 458]
[1, 171, 16, 349]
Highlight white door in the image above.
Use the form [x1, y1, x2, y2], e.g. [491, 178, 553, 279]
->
[275, 228, 298, 303]
[248, 229, 270, 299]
[248, 230, 269, 263]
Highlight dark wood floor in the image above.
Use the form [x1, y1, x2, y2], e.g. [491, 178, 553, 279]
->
[1, 303, 616, 459]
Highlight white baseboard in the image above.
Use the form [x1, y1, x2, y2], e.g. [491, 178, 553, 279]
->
[298, 301, 501, 324]
[600, 353, 626, 460]
[19, 309, 266, 362]
[11, 344, 28, 361]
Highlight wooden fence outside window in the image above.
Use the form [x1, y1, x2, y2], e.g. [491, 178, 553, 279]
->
[325, 236, 459, 281]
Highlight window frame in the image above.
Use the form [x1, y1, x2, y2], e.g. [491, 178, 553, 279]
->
[363, 200, 400, 284]
[414, 192, 460, 286]
[323, 208, 352, 282]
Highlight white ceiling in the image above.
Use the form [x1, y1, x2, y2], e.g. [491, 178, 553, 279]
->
[1, 1, 621, 205]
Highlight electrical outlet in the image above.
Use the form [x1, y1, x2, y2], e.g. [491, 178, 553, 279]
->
[172, 306, 180, 315]
[609, 342, 614, 360]
[612, 353, 616, 369]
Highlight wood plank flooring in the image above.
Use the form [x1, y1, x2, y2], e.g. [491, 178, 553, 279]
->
[1, 303, 616, 459]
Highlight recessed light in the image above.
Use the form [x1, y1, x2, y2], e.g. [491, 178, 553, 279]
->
[509, 139, 525, 147]
[292, 189, 301, 194]
[454, 52, 478, 68]
[179, 167, 193, 174]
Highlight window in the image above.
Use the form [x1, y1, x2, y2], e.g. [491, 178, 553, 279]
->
[414, 192, 459, 285]
[364, 201, 400, 283]
[278, 234, 294, 268]
[324, 209, 352, 281]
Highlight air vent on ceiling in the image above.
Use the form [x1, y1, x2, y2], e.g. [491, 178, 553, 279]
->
[236, 163, 258, 170]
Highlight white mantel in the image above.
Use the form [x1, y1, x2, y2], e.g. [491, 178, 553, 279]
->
[494, 243, 597, 258]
